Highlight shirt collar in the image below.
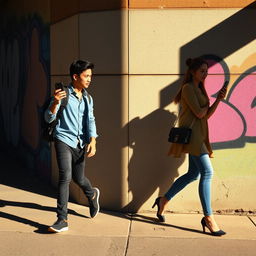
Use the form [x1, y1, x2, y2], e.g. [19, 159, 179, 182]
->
[69, 83, 88, 97]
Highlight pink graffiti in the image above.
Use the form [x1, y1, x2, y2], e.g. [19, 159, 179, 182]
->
[228, 73, 256, 137]
[205, 57, 256, 144]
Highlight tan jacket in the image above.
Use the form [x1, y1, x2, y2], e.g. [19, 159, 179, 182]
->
[168, 82, 213, 157]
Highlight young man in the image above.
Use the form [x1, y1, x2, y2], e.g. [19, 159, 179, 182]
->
[45, 60, 100, 233]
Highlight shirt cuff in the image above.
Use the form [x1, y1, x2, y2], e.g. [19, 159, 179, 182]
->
[45, 109, 57, 123]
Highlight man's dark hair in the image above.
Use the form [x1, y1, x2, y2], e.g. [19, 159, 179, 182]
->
[69, 60, 94, 80]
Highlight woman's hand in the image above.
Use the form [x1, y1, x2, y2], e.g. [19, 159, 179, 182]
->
[217, 86, 227, 100]
[206, 86, 227, 118]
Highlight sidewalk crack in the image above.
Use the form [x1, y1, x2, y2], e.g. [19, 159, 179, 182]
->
[248, 216, 256, 227]
[124, 213, 132, 256]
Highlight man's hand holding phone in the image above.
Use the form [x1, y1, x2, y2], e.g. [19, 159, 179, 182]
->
[54, 82, 66, 103]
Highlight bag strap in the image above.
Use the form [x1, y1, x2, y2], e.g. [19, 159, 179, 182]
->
[85, 90, 91, 104]
[188, 117, 196, 129]
[173, 110, 196, 129]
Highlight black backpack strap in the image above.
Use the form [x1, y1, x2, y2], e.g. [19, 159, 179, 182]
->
[61, 85, 69, 107]
[85, 90, 91, 104]
[42, 84, 69, 142]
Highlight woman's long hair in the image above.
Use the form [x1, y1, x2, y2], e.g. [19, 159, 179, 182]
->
[174, 57, 209, 104]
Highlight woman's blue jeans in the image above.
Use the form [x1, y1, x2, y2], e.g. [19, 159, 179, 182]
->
[165, 153, 213, 216]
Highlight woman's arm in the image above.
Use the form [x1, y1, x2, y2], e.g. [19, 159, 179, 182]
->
[206, 86, 227, 119]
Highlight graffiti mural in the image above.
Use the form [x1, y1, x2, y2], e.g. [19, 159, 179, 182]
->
[0, 14, 51, 179]
[204, 55, 256, 149]
[0, 37, 20, 148]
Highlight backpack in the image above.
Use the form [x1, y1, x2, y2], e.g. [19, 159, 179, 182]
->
[41, 82, 69, 142]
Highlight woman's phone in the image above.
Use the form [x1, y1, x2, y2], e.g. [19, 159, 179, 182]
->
[55, 82, 64, 91]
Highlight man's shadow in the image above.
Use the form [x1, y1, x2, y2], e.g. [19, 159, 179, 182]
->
[0, 199, 88, 234]
[122, 107, 185, 212]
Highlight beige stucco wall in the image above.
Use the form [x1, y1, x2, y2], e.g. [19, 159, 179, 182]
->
[50, 10, 129, 210]
[129, 9, 256, 74]
[50, 6, 256, 213]
[128, 8, 256, 213]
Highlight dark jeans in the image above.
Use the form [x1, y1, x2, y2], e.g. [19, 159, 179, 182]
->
[54, 139, 94, 220]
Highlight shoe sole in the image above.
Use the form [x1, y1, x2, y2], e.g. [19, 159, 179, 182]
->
[91, 187, 100, 218]
[48, 226, 69, 233]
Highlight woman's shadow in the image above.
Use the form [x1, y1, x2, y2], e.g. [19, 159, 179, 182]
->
[122, 108, 185, 212]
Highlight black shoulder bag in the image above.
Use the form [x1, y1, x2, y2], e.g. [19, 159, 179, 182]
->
[168, 114, 195, 144]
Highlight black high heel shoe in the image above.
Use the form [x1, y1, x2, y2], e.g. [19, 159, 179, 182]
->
[201, 217, 226, 236]
[152, 197, 165, 222]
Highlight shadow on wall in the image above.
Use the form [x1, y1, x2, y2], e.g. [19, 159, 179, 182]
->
[85, 76, 128, 210]
[80, 8, 186, 212]
[160, 1, 256, 150]
[0, 13, 51, 182]
[73, 10, 128, 210]
[90, 75, 185, 212]
[123, 108, 185, 213]
[123, 2, 256, 212]
[161, 2, 256, 107]
[1, 1, 256, 214]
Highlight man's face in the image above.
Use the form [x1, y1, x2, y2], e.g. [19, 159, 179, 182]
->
[74, 69, 92, 89]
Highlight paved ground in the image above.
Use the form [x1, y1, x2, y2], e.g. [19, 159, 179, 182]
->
[1, 182, 256, 256]
[0, 152, 255, 256]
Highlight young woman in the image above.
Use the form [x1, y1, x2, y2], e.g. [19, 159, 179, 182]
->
[152, 57, 227, 236]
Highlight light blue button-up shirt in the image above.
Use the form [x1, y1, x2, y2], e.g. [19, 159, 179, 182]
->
[44, 84, 98, 148]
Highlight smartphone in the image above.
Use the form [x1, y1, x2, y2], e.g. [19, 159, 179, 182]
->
[222, 81, 229, 89]
[55, 82, 64, 91]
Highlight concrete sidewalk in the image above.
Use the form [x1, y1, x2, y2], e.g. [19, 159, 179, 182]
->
[0, 183, 256, 256]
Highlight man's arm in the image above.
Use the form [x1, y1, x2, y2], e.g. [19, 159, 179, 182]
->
[87, 95, 98, 157]
[44, 89, 66, 123]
